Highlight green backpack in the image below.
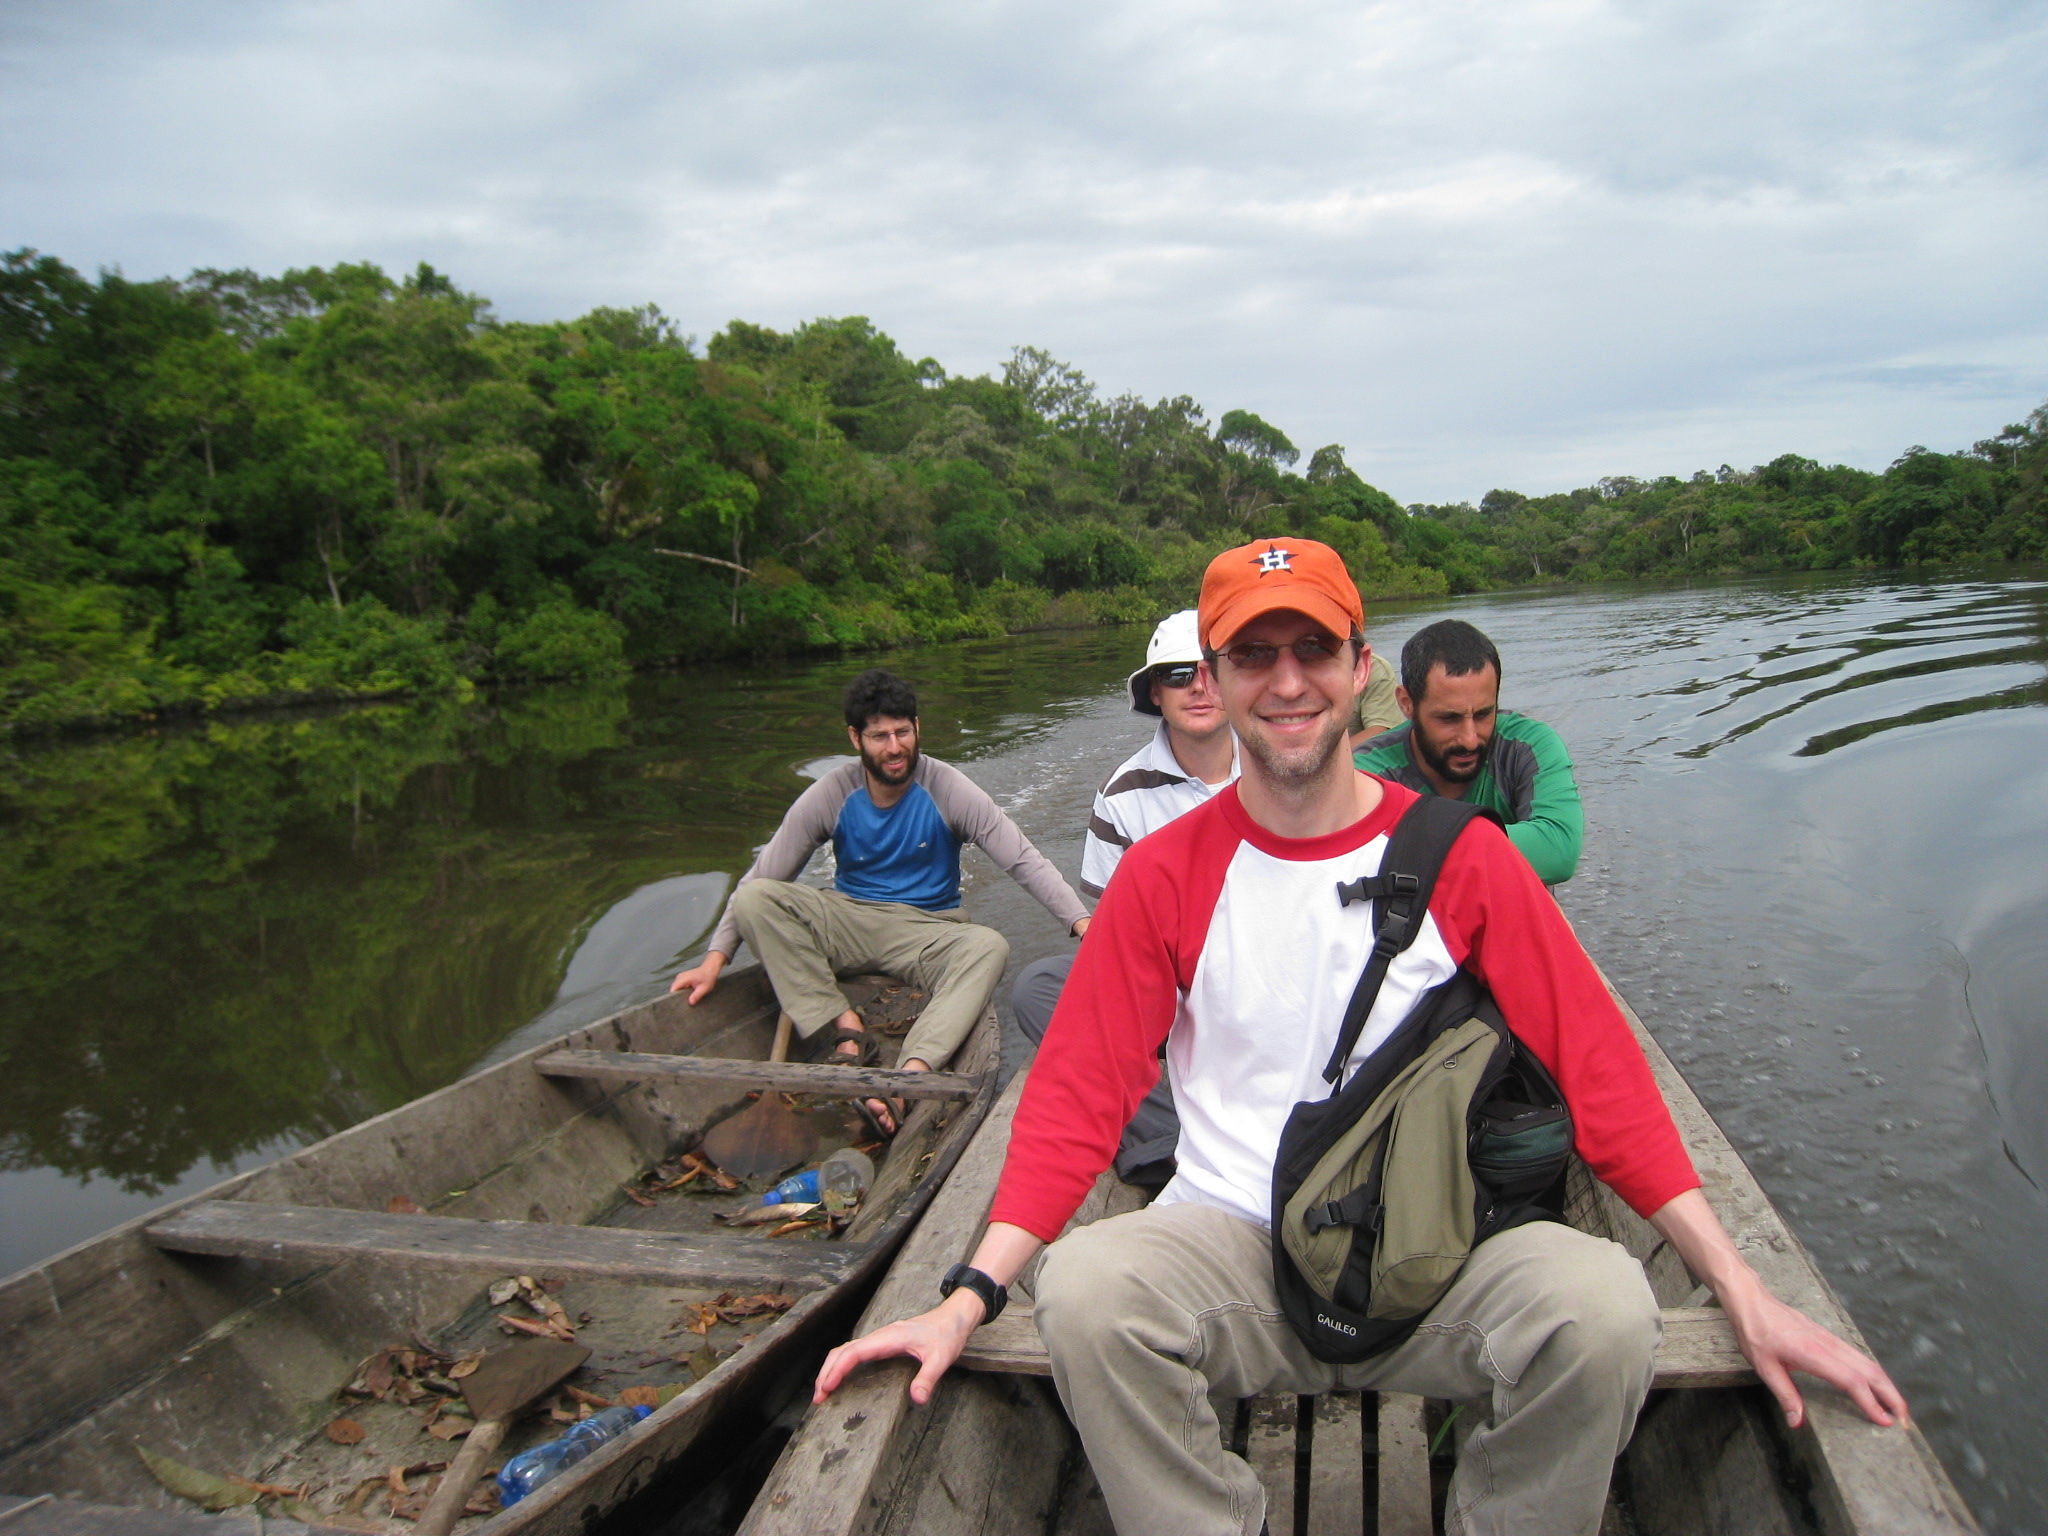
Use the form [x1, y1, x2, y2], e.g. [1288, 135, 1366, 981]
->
[1270, 796, 1575, 1365]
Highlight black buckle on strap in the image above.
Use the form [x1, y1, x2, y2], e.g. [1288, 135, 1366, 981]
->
[1302, 1190, 1384, 1235]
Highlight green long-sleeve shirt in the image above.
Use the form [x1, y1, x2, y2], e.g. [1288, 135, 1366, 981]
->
[1352, 711, 1585, 884]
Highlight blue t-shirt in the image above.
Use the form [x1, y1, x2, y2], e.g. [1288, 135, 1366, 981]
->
[832, 782, 964, 910]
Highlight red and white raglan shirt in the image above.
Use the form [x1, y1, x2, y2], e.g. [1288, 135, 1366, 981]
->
[989, 777, 1700, 1243]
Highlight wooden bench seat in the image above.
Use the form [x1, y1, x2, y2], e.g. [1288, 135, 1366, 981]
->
[534, 1048, 981, 1101]
[960, 1297, 1756, 1391]
[145, 1200, 858, 1290]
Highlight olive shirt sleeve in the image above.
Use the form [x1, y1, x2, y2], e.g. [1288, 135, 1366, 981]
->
[1496, 713, 1584, 886]
[1352, 650, 1404, 736]
[704, 765, 860, 957]
[922, 759, 1091, 933]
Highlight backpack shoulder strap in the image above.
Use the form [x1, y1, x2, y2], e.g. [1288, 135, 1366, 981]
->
[1320, 796, 1503, 1085]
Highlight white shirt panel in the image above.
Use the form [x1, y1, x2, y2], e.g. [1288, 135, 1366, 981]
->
[1153, 833, 1460, 1229]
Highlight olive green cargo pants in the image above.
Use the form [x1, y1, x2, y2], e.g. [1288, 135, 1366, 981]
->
[1034, 1202, 1660, 1536]
[729, 879, 1008, 1070]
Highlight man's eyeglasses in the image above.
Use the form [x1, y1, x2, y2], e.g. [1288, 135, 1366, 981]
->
[1152, 663, 1202, 689]
[1209, 635, 1350, 672]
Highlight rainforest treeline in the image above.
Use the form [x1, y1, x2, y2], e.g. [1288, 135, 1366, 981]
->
[4, 249, 2044, 731]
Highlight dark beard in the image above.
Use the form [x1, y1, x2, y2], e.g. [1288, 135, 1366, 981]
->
[860, 742, 918, 787]
[1412, 728, 1487, 785]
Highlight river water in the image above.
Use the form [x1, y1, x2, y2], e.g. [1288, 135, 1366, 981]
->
[2, 568, 2042, 1531]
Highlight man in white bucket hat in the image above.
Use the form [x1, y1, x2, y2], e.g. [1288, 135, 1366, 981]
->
[1008, 608, 1238, 1185]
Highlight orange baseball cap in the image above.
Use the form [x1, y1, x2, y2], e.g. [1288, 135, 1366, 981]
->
[1198, 537, 1365, 652]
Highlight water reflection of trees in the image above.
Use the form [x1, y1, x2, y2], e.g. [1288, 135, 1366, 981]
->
[0, 685, 648, 1192]
[0, 628, 1145, 1193]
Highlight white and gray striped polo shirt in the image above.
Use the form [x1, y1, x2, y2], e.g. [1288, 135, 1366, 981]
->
[1079, 723, 1241, 897]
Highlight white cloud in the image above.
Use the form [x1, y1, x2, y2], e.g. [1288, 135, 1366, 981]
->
[3, 0, 2044, 500]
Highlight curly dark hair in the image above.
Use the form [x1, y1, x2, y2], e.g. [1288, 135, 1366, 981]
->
[843, 669, 920, 731]
[1400, 620, 1502, 702]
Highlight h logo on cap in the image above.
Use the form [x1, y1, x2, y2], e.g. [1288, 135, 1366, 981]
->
[1255, 547, 1293, 574]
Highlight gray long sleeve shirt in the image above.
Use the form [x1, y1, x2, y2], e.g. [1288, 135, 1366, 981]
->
[706, 754, 1089, 957]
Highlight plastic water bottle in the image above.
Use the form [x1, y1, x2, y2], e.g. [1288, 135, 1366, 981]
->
[496, 1405, 650, 1504]
[762, 1149, 874, 1207]
[763, 1168, 820, 1205]
[820, 1147, 874, 1199]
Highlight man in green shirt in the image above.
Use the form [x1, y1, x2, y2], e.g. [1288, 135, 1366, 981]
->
[1353, 619, 1584, 884]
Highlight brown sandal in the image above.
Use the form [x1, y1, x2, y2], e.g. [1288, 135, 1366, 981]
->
[828, 1022, 881, 1067]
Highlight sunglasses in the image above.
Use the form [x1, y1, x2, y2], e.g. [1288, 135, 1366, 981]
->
[1152, 663, 1202, 689]
[1210, 635, 1349, 671]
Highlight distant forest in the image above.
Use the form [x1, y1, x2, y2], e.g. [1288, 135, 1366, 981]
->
[4, 248, 2044, 732]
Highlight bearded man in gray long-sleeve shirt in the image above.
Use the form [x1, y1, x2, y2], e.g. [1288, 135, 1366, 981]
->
[673, 668, 1090, 1132]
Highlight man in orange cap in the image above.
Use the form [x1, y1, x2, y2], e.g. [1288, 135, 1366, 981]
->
[815, 537, 1906, 1536]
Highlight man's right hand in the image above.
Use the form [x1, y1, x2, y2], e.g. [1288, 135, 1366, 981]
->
[669, 951, 727, 1003]
[812, 1290, 985, 1407]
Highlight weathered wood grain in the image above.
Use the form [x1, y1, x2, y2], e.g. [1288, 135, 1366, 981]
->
[1377, 1392, 1432, 1536]
[0, 1494, 350, 1535]
[1623, 1387, 1809, 1536]
[146, 1201, 858, 1291]
[1302, 1394, 1363, 1536]
[737, 1071, 1028, 1536]
[535, 1050, 982, 1102]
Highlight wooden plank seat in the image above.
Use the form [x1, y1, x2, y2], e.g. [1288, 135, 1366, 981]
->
[534, 1048, 982, 1102]
[960, 1297, 1757, 1391]
[145, 1200, 860, 1290]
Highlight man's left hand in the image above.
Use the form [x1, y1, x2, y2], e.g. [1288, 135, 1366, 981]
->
[1720, 1276, 1909, 1430]
[1651, 1187, 1907, 1430]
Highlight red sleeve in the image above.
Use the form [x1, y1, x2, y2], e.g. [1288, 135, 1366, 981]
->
[987, 807, 1225, 1241]
[1431, 817, 1699, 1217]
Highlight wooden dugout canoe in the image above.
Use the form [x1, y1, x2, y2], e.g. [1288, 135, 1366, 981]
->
[738, 981, 1977, 1536]
[0, 965, 998, 1536]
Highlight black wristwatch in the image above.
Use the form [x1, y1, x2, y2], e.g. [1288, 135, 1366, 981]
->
[938, 1263, 1008, 1324]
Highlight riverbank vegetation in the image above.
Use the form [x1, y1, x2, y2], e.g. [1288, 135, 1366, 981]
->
[5, 249, 2044, 731]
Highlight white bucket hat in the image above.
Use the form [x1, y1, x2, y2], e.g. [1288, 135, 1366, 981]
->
[1126, 609, 1204, 716]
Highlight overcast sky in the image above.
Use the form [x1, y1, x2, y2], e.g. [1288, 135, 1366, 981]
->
[3, 0, 2043, 502]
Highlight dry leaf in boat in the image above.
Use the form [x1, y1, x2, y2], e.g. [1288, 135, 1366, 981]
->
[464, 1483, 501, 1515]
[617, 1385, 661, 1410]
[344, 1476, 385, 1515]
[362, 1351, 396, 1399]
[387, 1195, 425, 1215]
[487, 1278, 522, 1307]
[713, 1292, 795, 1320]
[653, 1166, 701, 1191]
[426, 1416, 473, 1441]
[656, 1382, 690, 1407]
[497, 1312, 575, 1341]
[683, 1152, 739, 1190]
[564, 1386, 614, 1410]
[685, 1346, 718, 1381]
[448, 1350, 483, 1380]
[680, 1302, 720, 1336]
[133, 1446, 261, 1511]
[278, 1499, 329, 1524]
[717, 1201, 818, 1227]
[324, 1418, 367, 1445]
[387, 1466, 411, 1499]
[767, 1220, 810, 1237]
[619, 1183, 656, 1208]
[230, 1476, 303, 1498]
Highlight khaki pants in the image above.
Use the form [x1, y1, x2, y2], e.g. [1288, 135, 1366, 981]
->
[728, 880, 1009, 1069]
[1034, 1202, 1659, 1536]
